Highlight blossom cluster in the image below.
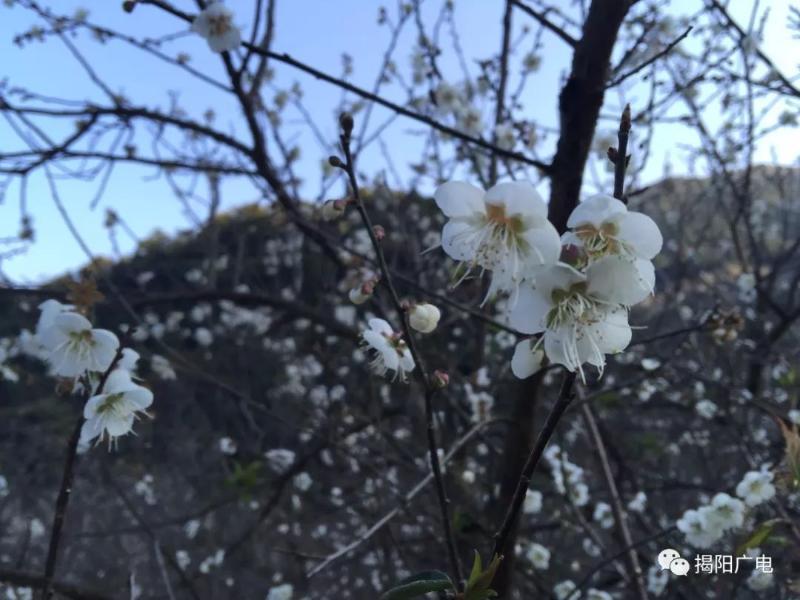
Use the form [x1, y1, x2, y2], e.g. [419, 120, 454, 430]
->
[676, 468, 776, 548]
[33, 300, 153, 448]
[434, 182, 662, 380]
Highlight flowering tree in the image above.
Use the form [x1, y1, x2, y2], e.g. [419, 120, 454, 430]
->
[1, 1, 799, 599]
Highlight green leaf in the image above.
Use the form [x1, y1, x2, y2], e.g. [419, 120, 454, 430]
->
[379, 570, 454, 600]
[736, 520, 778, 556]
[467, 550, 483, 589]
[464, 553, 503, 600]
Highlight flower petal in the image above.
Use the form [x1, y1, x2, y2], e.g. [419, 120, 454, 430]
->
[367, 318, 393, 336]
[485, 181, 547, 219]
[520, 220, 561, 269]
[433, 181, 485, 218]
[508, 284, 549, 334]
[587, 256, 654, 305]
[441, 219, 481, 261]
[511, 339, 543, 379]
[567, 194, 627, 228]
[617, 210, 663, 259]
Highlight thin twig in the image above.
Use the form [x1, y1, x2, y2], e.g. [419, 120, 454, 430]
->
[511, 0, 578, 47]
[335, 115, 463, 586]
[581, 400, 649, 600]
[606, 26, 692, 88]
[40, 349, 124, 600]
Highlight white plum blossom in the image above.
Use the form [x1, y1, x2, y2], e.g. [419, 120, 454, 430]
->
[747, 568, 773, 591]
[627, 491, 647, 513]
[218, 437, 237, 455]
[494, 123, 516, 150]
[509, 264, 635, 379]
[704, 492, 745, 531]
[524, 542, 550, 569]
[80, 369, 153, 447]
[39, 312, 119, 378]
[523, 490, 543, 514]
[408, 303, 441, 333]
[265, 449, 296, 474]
[360, 318, 415, 381]
[266, 583, 294, 600]
[35, 299, 74, 341]
[736, 470, 776, 506]
[434, 181, 561, 302]
[695, 399, 718, 419]
[191, 2, 241, 53]
[677, 508, 720, 548]
[563, 193, 663, 262]
[789, 409, 800, 425]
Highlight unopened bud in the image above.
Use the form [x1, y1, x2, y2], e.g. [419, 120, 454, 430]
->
[409, 302, 441, 333]
[122, 0, 137, 13]
[328, 155, 344, 168]
[607, 146, 618, 164]
[432, 369, 449, 388]
[339, 112, 354, 136]
[373, 225, 385, 240]
[348, 286, 370, 305]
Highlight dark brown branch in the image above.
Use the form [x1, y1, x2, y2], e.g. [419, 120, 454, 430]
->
[138, 0, 552, 174]
[606, 26, 693, 88]
[511, 0, 578, 47]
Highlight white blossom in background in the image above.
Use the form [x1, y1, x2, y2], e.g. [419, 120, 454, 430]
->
[524, 542, 550, 570]
[553, 581, 577, 600]
[736, 469, 776, 506]
[80, 369, 153, 447]
[434, 181, 561, 302]
[592, 502, 614, 529]
[266, 583, 294, 600]
[218, 437, 237, 455]
[360, 318, 414, 382]
[191, 2, 241, 53]
[265, 449, 296, 474]
[523, 490, 543, 514]
[408, 303, 441, 333]
[39, 312, 119, 378]
[627, 491, 647, 513]
[493, 123, 516, 150]
[0, 475, 8, 498]
[705, 493, 745, 531]
[647, 565, 669, 596]
[695, 399, 718, 419]
[747, 568, 773, 591]
[151, 354, 177, 380]
[789, 409, 800, 425]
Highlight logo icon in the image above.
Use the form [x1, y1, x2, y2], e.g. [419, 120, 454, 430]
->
[657, 548, 689, 576]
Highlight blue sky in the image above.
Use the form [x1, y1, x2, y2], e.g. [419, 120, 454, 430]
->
[1, 0, 797, 283]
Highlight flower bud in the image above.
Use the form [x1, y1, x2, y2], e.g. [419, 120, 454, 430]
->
[373, 225, 385, 241]
[339, 112, 354, 136]
[348, 287, 370, 305]
[328, 155, 344, 168]
[408, 303, 441, 333]
[432, 369, 449, 388]
[321, 198, 348, 221]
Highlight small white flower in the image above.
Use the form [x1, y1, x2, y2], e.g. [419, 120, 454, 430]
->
[434, 181, 561, 302]
[676, 508, 721, 548]
[627, 491, 647, 513]
[0, 475, 9, 498]
[80, 370, 153, 447]
[523, 490, 543, 514]
[494, 123, 516, 150]
[408, 303, 441, 333]
[218, 437, 237, 455]
[789, 409, 800, 425]
[151, 354, 177, 380]
[525, 542, 550, 570]
[746, 568, 773, 591]
[695, 399, 718, 419]
[265, 449, 296, 474]
[593, 501, 614, 529]
[736, 470, 776, 506]
[294, 472, 312, 492]
[36, 299, 74, 342]
[705, 492, 745, 532]
[191, 2, 241, 53]
[360, 318, 415, 381]
[553, 581, 577, 600]
[266, 583, 293, 600]
[40, 312, 119, 377]
[641, 357, 661, 371]
[194, 327, 213, 347]
[433, 82, 462, 113]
